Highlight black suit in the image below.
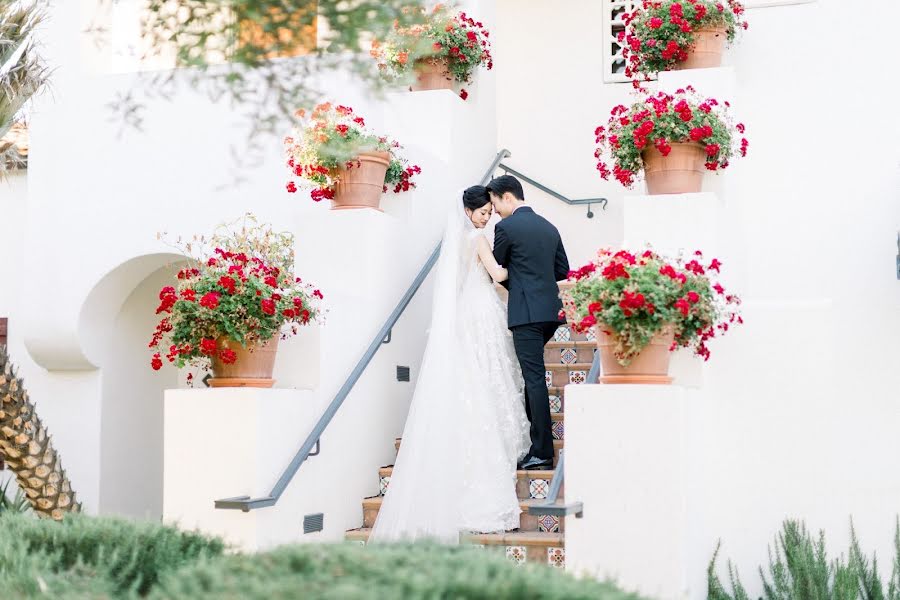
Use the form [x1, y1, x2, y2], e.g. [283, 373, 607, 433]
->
[493, 206, 569, 460]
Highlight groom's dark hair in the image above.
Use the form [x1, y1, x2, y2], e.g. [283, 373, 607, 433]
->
[486, 175, 525, 201]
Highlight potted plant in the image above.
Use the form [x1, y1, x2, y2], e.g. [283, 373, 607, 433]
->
[369, 4, 492, 99]
[150, 216, 324, 388]
[561, 248, 741, 383]
[284, 103, 421, 210]
[620, 0, 748, 79]
[594, 87, 747, 194]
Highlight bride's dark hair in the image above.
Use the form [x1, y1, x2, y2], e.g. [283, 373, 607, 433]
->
[462, 185, 491, 211]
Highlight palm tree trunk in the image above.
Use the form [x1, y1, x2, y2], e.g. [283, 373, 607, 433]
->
[0, 345, 81, 519]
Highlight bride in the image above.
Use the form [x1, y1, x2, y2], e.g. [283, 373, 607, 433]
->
[370, 185, 530, 543]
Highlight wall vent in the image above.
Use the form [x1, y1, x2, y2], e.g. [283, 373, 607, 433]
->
[303, 513, 324, 534]
[396, 366, 410, 382]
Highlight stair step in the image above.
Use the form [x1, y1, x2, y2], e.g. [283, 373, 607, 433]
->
[361, 496, 566, 532]
[394, 437, 563, 464]
[545, 363, 593, 387]
[545, 340, 595, 349]
[375, 467, 563, 502]
[344, 528, 566, 566]
[545, 363, 593, 371]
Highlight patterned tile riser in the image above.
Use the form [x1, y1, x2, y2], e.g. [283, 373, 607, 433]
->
[519, 512, 564, 533]
[366, 502, 563, 532]
[553, 325, 592, 344]
[543, 346, 596, 364]
[516, 478, 564, 501]
[504, 545, 566, 567]
[551, 369, 587, 388]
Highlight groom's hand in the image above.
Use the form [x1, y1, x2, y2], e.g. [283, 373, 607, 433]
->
[493, 224, 511, 289]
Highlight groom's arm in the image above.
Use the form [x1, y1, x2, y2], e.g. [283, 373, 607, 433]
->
[554, 235, 570, 281]
[493, 224, 511, 290]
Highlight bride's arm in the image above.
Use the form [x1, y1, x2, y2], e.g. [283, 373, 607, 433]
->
[476, 235, 508, 283]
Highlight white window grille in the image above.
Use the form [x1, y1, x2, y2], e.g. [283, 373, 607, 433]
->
[602, 1, 640, 84]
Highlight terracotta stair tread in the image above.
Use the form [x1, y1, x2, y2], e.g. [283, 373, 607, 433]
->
[545, 340, 595, 349]
[363, 496, 561, 512]
[395, 437, 563, 451]
[545, 363, 593, 371]
[378, 466, 556, 480]
[345, 528, 564, 547]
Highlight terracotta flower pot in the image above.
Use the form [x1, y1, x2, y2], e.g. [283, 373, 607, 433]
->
[641, 142, 706, 195]
[332, 151, 390, 211]
[675, 27, 727, 70]
[595, 326, 674, 384]
[411, 57, 453, 91]
[208, 336, 279, 388]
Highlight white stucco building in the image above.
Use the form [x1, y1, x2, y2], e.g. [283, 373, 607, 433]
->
[1, 1, 899, 598]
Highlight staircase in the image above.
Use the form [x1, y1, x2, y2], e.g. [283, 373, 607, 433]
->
[345, 323, 596, 568]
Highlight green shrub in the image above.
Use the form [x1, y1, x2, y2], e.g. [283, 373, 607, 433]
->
[709, 519, 900, 600]
[0, 479, 30, 514]
[150, 542, 647, 600]
[0, 512, 225, 597]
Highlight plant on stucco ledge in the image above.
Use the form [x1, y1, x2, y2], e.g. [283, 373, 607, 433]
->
[370, 4, 493, 99]
[149, 215, 324, 388]
[594, 87, 748, 195]
[284, 102, 421, 210]
[621, 0, 748, 80]
[561, 247, 741, 383]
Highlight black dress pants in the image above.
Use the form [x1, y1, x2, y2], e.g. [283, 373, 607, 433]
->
[511, 321, 561, 460]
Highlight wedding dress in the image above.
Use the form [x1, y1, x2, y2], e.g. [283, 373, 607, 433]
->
[370, 198, 530, 543]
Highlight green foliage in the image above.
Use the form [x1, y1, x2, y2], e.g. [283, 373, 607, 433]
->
[0, 478, 30, 514]
[0, 1, 49, 172]
[709, 519, 900, 600]
[89, 0, 428, 161]
[149, 541, 648, 600]
[0, 512, 225, 597]
[0, 512, 647, 600]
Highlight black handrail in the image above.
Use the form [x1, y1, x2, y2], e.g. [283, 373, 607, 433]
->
[498, 163, 608, 218]
[215, 149, 511, 512]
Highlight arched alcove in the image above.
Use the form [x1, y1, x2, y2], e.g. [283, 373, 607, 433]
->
[78, 253, 187, 519]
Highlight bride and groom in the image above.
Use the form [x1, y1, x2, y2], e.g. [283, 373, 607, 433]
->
[371, 174, 570, 542]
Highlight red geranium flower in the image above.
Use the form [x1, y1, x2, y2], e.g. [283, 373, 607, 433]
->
[200, 292, 220, 310]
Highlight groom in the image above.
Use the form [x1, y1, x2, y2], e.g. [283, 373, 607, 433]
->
[488, 175, 570, 471]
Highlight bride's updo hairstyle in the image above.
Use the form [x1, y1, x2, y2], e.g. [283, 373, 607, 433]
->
[462, 185, 490, 211]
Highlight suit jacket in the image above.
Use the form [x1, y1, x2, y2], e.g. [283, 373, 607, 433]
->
[493, 206, 570, 329]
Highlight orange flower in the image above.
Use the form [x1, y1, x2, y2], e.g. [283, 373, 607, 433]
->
[294, 108, 306, 118]
[397, 51, 409, 65]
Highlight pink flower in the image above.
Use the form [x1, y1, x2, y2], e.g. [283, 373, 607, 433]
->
[649, 17, 664, 28]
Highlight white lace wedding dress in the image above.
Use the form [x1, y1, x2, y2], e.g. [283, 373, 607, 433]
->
[370, 199, 530, 543]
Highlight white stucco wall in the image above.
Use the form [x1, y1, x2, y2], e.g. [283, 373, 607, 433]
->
[6, 0, 499, 536]
[495, 1, 900, 597]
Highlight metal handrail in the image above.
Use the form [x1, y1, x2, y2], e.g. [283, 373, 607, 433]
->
[215, 148, 511, 512]
[497, 163, 608, 218]
[526, 350, 599, 519]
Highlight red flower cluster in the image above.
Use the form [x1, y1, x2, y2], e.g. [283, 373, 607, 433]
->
[149, 220, 326, 375]
[594, 88, 748, 189]
[284, 103, 421, 203]
[560, 247, 742, 365]
[371, 5, 493, 96]
[620, 0, 748, 81]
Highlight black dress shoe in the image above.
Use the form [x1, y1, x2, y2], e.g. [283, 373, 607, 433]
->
[518, 454, 553, 470]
